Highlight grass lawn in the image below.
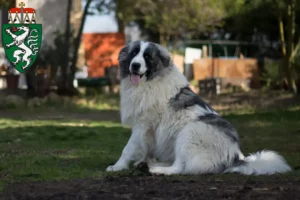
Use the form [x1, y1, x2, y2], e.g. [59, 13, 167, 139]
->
[0, 94, 299, 199]
[0, 119, 130, 189]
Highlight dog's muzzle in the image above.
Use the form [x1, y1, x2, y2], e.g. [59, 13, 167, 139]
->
[130, 62, 145, 85]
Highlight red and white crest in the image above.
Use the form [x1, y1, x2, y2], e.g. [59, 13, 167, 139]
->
[8, 2, 36, 24]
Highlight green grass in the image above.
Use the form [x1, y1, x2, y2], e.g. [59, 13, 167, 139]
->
[0, 93, 120, 112]
[0, 106, 299, 189]
[0, 119, 130, 189]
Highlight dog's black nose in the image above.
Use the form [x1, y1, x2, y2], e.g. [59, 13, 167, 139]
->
[131, 62, 141, 73]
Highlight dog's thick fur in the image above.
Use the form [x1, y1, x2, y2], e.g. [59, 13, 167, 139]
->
[106, 41, 291, 175]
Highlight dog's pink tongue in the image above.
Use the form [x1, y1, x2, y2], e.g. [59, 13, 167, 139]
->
[130, 74, 141, 85]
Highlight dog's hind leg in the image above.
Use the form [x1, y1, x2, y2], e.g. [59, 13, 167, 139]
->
[150, 122, 235, 175]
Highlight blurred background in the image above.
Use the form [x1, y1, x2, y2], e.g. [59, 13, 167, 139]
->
[0, 1, 300, 198]
[0, 0, 300, 104]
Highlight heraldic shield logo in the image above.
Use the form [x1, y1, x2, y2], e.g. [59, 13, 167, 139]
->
[2, 2, 42, 73]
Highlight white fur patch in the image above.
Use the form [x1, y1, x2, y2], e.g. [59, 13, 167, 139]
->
[129, 41, 149, 75]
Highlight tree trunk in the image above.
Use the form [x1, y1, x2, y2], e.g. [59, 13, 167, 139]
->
[172, 33, 180, 51]
[285, 0, 297, 94]
[275, 1, 286, 57]
[67, 0, 92, 94]
[274, 0, 287, 87]
[115, 1, 125, 33]
[117, 18, 125, 33]
[59, 0, 72, 94]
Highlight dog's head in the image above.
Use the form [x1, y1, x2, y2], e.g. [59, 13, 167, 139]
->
[118, 41, 171, 85]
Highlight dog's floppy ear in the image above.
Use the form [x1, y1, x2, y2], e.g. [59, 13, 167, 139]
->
[155, 44, 171, 67]
[118, 45, 130, 62]
[118, 44, 131, 79]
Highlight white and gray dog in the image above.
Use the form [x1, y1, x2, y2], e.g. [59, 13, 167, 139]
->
[106, 41, 291, 175]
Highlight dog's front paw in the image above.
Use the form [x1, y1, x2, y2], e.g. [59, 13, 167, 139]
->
[149, 167, 165, 176]
[106, 164, 128, 172]
[149, 166, 162, 174]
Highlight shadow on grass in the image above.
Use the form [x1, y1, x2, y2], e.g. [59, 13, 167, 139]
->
[0, 107, 299, 195]
[0, 93, 121, 117]
[0, 109, 121, 122]
[0, 93, 121, 122]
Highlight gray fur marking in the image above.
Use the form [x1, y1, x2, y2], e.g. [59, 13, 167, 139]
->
[169, 86, 216, 113]
[198, 113, 239, 143]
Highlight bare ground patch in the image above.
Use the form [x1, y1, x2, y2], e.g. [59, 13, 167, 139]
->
[1, 176, 300, 200]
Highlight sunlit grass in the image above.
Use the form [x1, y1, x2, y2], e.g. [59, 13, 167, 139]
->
[0, 94, 120, 112]
[73, 94, 120, 110]
[0, 118, 130, 189]
[0, 100, 299, 191]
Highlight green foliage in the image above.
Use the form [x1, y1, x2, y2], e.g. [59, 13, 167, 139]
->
[35, 30, 75, 79]
[38, 32, 64, 68]
[222, 0, 245, 17]
[224, 0, 278, 40]
[94, 0, 241, 45]
[189, 80, 198, 88]
[223, 0, 299, 41]
[132, 0, 226, 37]
[261, 60, 281, 89]
[0, 0, 13, 9]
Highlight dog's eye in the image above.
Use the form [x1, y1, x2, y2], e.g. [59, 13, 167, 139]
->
[133, 50, 139, 56]
[144, 53, 151, 59]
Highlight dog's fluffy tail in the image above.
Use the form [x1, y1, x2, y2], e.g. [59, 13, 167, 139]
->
[225, 150, 291, 175]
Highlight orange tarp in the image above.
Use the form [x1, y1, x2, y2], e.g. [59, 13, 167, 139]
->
[83, 32, 125, 77]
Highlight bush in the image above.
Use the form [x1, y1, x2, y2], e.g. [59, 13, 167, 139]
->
[261, 59, 281, 90]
